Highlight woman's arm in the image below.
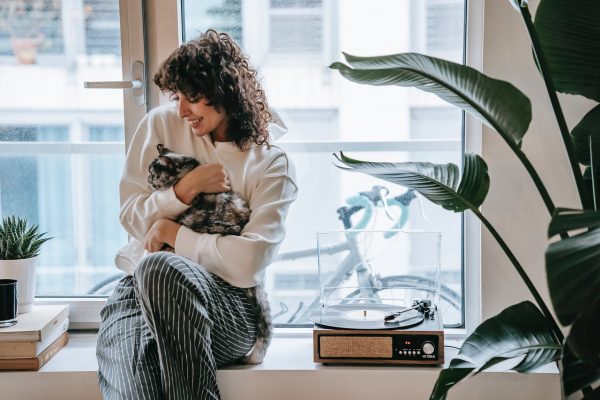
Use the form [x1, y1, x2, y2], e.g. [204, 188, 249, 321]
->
[174, 152, 298, 288]
[173, 163, 231, 204]
[119, 110, 191, 240]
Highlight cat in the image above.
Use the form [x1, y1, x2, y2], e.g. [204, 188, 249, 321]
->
[147, 143, 272, 364]
[148, 144, 250, 235]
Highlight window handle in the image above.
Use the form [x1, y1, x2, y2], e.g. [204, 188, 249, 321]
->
[83, 61, 146, 106]
[84, 80, 142, 89]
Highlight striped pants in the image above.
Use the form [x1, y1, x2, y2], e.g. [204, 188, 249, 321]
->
[96, 252, 258, 400]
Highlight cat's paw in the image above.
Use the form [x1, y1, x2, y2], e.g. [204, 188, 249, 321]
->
[242, 344, 267, 365]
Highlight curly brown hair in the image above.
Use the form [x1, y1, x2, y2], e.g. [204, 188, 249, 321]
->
[153, 29, 271, 150]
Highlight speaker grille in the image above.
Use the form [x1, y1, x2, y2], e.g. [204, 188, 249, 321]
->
[319, 336, 392, 358]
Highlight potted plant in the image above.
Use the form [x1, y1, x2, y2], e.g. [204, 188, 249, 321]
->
[330, 0, 599, 398]
[0, 216, 51, 313]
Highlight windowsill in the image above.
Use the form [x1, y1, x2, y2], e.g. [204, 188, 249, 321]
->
[0, 333, 560, 400]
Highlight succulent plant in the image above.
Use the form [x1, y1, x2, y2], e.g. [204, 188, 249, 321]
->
[0, 216, 51, 260]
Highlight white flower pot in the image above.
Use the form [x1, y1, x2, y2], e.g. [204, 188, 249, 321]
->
[0, 256, 37, 313]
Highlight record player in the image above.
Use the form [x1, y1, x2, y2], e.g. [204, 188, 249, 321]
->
[309, 230, 444, 365]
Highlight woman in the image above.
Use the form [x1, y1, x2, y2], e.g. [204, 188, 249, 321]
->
[96, 30, 298, 400]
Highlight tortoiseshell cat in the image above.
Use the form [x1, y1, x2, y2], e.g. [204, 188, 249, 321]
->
[148, 143, 272, 364]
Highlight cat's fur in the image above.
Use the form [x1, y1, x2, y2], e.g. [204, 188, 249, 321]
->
[148, 144, 272, 364]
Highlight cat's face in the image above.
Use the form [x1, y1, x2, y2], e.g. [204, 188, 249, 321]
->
[148, 144, 199, 190]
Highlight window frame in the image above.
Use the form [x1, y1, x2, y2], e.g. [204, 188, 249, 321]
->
[37, 0, 483, 336]
[28, 0, 147, 327]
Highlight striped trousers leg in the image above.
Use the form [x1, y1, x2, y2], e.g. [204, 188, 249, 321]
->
[97, 252, 258, 400]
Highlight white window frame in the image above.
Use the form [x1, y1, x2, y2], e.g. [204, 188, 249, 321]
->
[31, 0, 147, 329]
[38, 0, 483, 337]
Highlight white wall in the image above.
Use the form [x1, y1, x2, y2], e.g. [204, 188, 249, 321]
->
[480, 0, 596, 320]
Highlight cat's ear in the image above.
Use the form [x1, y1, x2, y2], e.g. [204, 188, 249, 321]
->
[157, 144, 165, 154]
[158, 155, 171, 165]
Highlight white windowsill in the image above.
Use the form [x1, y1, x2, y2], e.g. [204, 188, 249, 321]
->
[0, 333, 560, 400]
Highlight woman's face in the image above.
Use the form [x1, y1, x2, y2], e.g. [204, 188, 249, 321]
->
[174, 93, 228, 142]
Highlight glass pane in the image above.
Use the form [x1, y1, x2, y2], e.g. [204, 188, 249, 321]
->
[270, 15, 322, 52]
[0, 1, 126, 297]
[183, 0, 465, 327]
[270, 0, 323, 8]
[272, 149, 462, 327]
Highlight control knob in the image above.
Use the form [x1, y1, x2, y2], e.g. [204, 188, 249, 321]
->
[422, 342, 435, 355]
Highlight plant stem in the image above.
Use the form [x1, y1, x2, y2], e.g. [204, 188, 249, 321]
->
[518, 5, 590, 209]
[472, 208, 564, 343]
[511, 144, 556, 214]
[508, 142, 570, 239]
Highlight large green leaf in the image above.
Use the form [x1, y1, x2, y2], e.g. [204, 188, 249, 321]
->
[546, 209, 600, 325]
[582, 167, 600, 210]
[572, 105, 600, 166]
[572, 105, 600, 206]
[547, 207, 600, 237]
[534, 0, 600, 102]
[571, 105, 600, 202]
[330, 52, 531, 147]
[567, 294, 600, 367]
[562, 343, 600, 398]
[546, 209, 600, 365]
[430, 301, 561, 400]
[333, 152, 489, 212]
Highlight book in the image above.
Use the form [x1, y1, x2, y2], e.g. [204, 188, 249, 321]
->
[0, 318, 69, 359]
[0, 332, 68, 371]
[0, 304, 69, 342]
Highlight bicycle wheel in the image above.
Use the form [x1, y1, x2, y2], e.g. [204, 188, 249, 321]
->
[86, 273, 125, 295]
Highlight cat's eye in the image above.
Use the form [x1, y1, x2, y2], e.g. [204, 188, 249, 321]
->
[169, 93, 180, 102]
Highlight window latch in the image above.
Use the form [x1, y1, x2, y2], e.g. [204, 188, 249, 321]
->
[83, 61, 146, 106]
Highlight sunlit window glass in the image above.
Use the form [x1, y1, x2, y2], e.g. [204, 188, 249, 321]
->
[0, 0, 126, 296]
[183, 0, 466, 327]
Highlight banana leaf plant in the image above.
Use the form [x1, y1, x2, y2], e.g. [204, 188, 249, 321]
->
[331, 0, 600, 398]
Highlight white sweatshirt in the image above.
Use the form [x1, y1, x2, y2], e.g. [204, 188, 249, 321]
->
[115, 105, 298, 288]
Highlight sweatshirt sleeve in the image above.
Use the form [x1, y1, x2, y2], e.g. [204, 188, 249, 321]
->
[174, 152, 298, 288]
[119, 111, 191, 240]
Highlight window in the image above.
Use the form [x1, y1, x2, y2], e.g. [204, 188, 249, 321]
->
[411, 0, 464, 62]
[0, 0, 468, 328]
[84, 0, 121, 55]
[0, 124, 126, 296]
[269, 0, 323, 53]
[182, 0, 466, 327]
[0, 0, 141, 301]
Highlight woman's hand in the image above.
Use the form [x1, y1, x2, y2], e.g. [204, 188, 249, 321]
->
[174, 163, 231, 205]
[144, 219, 181, 252]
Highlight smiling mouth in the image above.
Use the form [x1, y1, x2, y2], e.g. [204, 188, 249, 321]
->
[187, 118, 203, 129]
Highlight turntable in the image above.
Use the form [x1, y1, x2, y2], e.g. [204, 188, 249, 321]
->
[310, 230, 444, 365]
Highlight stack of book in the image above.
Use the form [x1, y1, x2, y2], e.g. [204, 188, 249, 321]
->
[0, 305, 69, 370]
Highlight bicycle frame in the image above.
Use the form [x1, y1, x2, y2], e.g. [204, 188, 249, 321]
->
[273, 186, 462, 327]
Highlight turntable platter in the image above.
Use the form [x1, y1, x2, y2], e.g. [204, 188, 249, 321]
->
[309, 304, 424, 330]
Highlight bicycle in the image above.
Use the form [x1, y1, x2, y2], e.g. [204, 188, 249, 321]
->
[269, 185, 462, 328]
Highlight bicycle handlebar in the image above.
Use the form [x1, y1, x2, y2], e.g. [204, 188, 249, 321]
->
[336, 186, 416, 232]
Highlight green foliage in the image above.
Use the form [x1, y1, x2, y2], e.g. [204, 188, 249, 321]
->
[561, 344, 600, 399]
[546, 209, 600, 369]
[571, 106, 600, 203]
[330, 52, 531, 148]
[430, 302, 561, 400]
[534, 0, 600, 102]
[334, 152, 489, 212]
[330, 0, 600, 398]
[0, 216, 51, 260]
